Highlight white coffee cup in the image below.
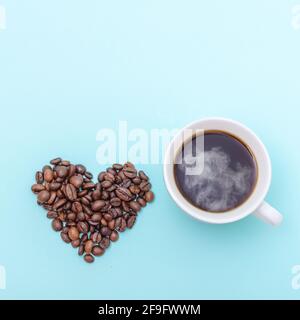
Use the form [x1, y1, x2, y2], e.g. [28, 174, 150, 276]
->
[163, 118, 283, 226]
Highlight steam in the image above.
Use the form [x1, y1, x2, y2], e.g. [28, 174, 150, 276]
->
[177, 147, 253, 212]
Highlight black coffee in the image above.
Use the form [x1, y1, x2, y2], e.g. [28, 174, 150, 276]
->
[174, 131, 258, 213]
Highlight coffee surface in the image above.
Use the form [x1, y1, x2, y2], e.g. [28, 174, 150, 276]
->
[174, 131, 258, 212]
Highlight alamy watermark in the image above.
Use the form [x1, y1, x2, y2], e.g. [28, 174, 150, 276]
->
[0, 265, 6, 290]
[291, 5, 300, 30]
[0, 5, 6, 30]
[96, 121, 205, 176]
[292, 265, 300, 290]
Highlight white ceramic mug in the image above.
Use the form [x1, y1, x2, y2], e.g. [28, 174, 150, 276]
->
[163, 118, 283, 226]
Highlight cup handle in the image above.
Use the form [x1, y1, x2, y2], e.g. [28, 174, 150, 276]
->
[253, 201, 283, 226]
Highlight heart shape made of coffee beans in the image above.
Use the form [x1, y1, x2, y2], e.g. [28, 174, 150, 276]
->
[31, 158, 154, 263]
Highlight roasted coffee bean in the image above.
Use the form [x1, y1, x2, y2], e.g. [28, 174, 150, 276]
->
[85, 240, 94, 254]
[76, 164, 86, 174]
[84, 254, 95, 263]
[53, 198, 67, 210]
[49, 182, 61, 191]
[100, 237, 110, 249]
[61, 232, 71, 244]
[101, 180, 112, 189]
[91, 200, 106, 211]
[85, 172, 93, 179]
[48, 191, 57, 205]
[110, 230, 119, 242]
[50, 157, 62, 165]
[116, 187, 132, 202]
[52, 219, 63, 231]
[119, 218, 127, 232]
[47, 211, 58, 219]
[83, 205, 92, 215]
[67, 212, 76, 221]
[140, 181, 151, 192]
[122, 201, 131, 213]
[91, 214, 102, 223]
[91, 232, 102, 243]
[35, 171, 44, 184]
[60, 160, 70, 166]
[127, 216, 136, 229]
[55, 166, 69, 178]
[92, 190, 101, 201]
[65, 184, 77, 201]
[71, 239, 81, 248]
[37, 190, 51, 204]
[31, 184, 45, 193]
[69, 175, 84, 189]
[137, 197, 147, 207]
[139, 171, 149, 181]
[44, 168, 54, 182]
[77, 221, 89, 234]
[123, 167, 137, 179]
[68, 164, 76, 178]
[100, 227, 112, 237]
[77, 211, 86, 221]
[83, 182, 95, 190]
[110, 197, 121, 207]
[104, 213, 113, 222]
[145, 191, 155, 203]
[129, 185, 140, 195]
[108, 220, 116, 230]
[129, 201, 141, 213]
[81, 234, 88, 243]
[78, 245, 84, 256]
[72, 201, 83, 213]
[132, 177, 141, 185]
[68, 227, 80, 241]
[122, 179, 132, 189]
[104, 172, 115, 182]
[92, 246, 105, 256]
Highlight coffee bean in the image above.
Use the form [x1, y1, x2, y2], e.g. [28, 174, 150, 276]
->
[52, 219, 63, 231]
[85, 240, 94, 254]
[35, 171, 44, 184]
[91, 200, 106, 211]
[48, 191, 57, 205]
[75, 164, 86, 174]
[100, 227, 112, 237]
[129, 201, 141, 213]
[69, 175, 84, 188]
[100, 237, 110, 249]
[92, 190, 101, 201]
[116, 187, 132, 202]
[140, 181, 151, 192]
[49, 182, 61, 191]
[72, 201, 83, 213]
[68, 164, 76, 178]
[110, 197, 121, 207]
[55, 166, 69, 178]
[110, 231, 119, 242]
[60, 160, 70, 166]
[31, 184, 45, 193]
[65, 184, 77, 201]
[104, 173, 115, 182]
[61, 232, 71, 244]
[137, 197, 147, 207]
[132, 177, 141, 185]
[47, 211, 58, 219]
[145, 191, 155, 203]
[71, 239, 81, 248]
[85, 172, 93, 179]
[123, 167, 137, 179]
[68, 227, 79, 241]
[50, 157, 62, 165]
[44, 168, 54, 182]
[92, 246, 105, 256]
[37, 190, 51, 204]
[101, 180, 112, 189]
[78, 245, 84, 256]
[139, 171, 149, 181]
[119, 218, 127, 232]
[84, 254, 95, 263]
[127, 216, 136, 229]
[53, 198, 67, 210]
[91, 232, 102, 243]
[129, 185, 140, 195]
[91, 214, 102, 223]
[77, 221, 89, 234]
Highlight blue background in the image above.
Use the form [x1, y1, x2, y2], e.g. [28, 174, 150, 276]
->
[0, 0, 300, 300]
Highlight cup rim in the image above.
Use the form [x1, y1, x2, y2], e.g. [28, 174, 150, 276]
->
[163, 117, 272, 224]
